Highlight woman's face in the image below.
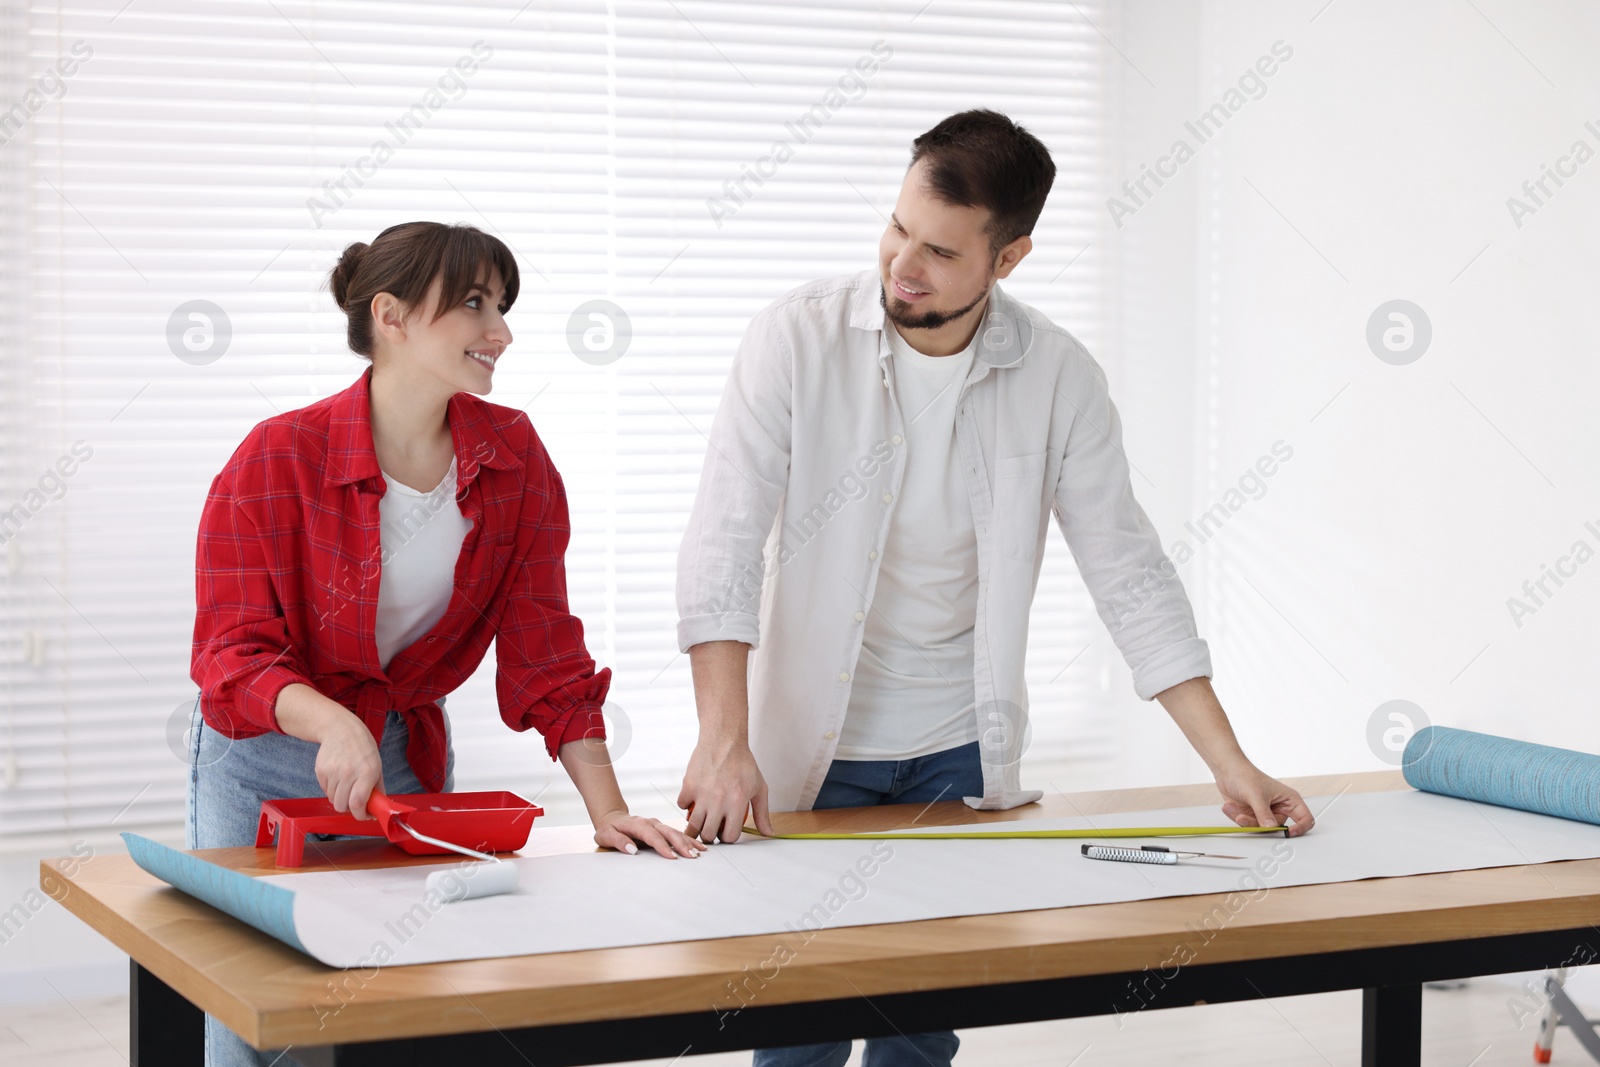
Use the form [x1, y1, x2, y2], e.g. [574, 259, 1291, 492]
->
[388, 265, 513, 396]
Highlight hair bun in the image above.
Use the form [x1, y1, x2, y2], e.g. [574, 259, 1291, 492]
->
[329, 241, 369, 311]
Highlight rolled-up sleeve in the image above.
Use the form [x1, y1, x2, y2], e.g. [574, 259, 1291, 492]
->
[496, 433, 610, 759]
[190, 471, 317, 735]
[1051, 362, 1212, 700]
[676, 305, 794, 652]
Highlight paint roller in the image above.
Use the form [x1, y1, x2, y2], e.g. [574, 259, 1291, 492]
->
[367, 793, 520, 902]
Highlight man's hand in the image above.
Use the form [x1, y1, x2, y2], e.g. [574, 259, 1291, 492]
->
[1151, 677, 1314, 838]
[677, 736, 775, 844]
[680, 640, 773, 843]
[1213, 761, 1315, 837]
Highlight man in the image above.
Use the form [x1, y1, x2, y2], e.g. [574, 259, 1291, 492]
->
[675, 110, 1314, 1067]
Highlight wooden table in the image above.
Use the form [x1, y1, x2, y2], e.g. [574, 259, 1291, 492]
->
[41, 770, 1600, 1066]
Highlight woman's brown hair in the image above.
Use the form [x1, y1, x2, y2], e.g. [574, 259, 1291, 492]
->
[327, 221, 520, 358]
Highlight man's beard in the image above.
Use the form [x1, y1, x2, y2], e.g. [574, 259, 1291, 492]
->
[880, 280, 990, 331]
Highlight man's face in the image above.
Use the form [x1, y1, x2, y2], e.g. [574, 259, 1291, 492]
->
[877, 158, 997, 332]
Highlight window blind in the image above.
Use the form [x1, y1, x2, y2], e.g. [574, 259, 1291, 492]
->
[0, 0, 1121, 846]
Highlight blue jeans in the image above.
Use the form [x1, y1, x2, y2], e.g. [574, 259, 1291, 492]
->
[752, 741, 980, 1067]
[184, 692, 453, 1067]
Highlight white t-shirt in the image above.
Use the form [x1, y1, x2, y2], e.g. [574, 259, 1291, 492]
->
[374, 456, 473, 673]
[834, 320, 981, 760]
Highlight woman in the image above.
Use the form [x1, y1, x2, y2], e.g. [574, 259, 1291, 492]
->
[187, 221, 703, 1067]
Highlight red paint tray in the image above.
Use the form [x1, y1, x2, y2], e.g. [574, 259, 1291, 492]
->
[255, 790, 543, 868]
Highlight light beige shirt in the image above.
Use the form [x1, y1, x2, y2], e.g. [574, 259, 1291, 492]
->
[677, 270, 1211, 811]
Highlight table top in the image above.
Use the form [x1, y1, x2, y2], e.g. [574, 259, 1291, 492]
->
[41, 770, 1600, 1048]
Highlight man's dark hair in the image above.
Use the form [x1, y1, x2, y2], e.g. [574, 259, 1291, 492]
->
[909, 109, 1056, 257]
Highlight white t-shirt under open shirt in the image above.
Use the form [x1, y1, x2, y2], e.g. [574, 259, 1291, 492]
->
[374, 456, 473, 673]
[835, 320, 981, 760]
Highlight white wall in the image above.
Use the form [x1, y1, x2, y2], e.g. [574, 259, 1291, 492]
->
[1111, 0, 1600, 784]
[1102, 0, 1208, 788]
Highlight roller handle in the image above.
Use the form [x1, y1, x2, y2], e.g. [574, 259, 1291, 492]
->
[365, 789, 415, 834]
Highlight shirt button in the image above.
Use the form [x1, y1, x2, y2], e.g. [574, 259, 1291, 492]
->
[868, 550, 878, 561]
[854, 611, 865, 621]
[892, 435, 903, 445]
[824, 731, 837, 740]
[839, 671, 851, 682]
[882, 493, 893, 504]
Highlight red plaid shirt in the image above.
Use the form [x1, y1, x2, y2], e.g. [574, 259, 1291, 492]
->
[191, 365, 609, 792]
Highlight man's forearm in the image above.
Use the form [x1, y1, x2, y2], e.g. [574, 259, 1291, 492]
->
[688, 640, 752, 742]
[1153, 676, 1251, 774]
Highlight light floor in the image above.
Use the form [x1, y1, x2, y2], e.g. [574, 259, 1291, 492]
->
[1, 975, 1593, 1066]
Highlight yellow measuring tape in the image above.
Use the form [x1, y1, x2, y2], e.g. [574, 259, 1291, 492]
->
[740, 824, 1288, 841]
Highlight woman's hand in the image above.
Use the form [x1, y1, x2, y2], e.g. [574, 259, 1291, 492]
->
[275, 684, 384, 820]
[593, 808, 709, 859]
[1213, 760, 1315, 838]
[314, 713, 385, 820]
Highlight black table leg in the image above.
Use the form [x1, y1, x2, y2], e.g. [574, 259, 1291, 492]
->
[131, 959, 205, 1066]
[1362, 984, 1422, 1067]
